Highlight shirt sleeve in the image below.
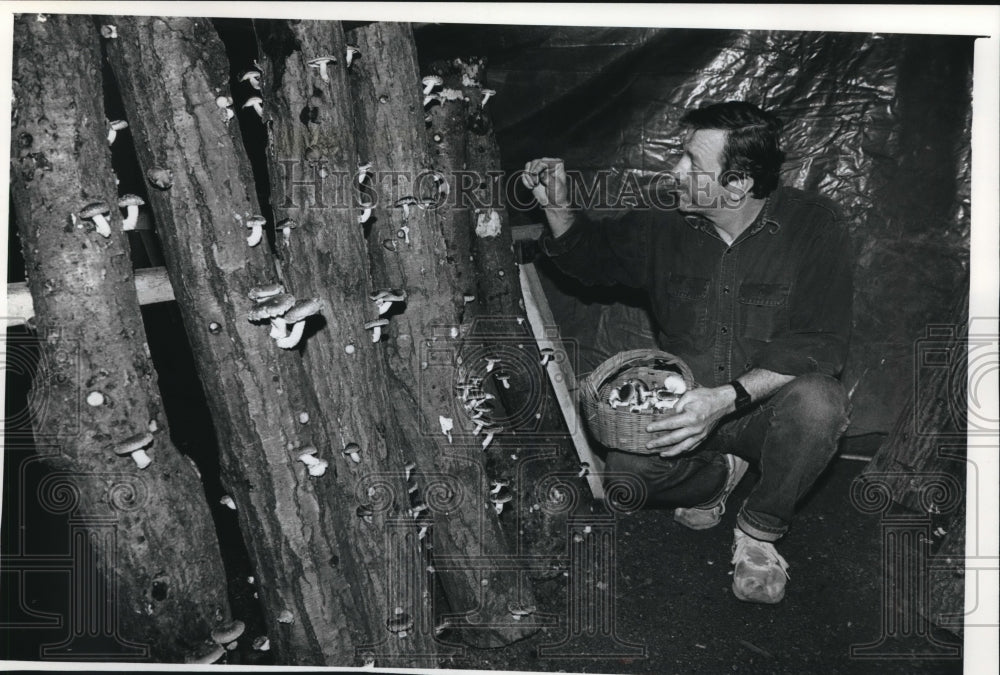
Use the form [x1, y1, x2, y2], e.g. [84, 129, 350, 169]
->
[538, 209, 652, 289]
[750, 211, 854, 378]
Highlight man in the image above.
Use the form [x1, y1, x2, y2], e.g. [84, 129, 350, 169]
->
[523, 101, 853, 604]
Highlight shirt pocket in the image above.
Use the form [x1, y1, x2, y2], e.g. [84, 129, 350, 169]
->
[738, 282, 790, 341]
[666, 274, 711, 342]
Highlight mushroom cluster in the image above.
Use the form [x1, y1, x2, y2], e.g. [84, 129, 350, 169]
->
[247, 284, 323, 350]
[295, 444, 329, 477]
[454, 366, 503, 449]
[607, 373, 686, 413]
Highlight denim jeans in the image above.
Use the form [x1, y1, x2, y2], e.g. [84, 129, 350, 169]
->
[603, 373, 851, 541]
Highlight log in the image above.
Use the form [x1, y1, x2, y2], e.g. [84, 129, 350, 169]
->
[347, 22, 537, 648]
[255, 18, 440, 665]
[10, 14, 232, 661]
[103, 15, 356, 664]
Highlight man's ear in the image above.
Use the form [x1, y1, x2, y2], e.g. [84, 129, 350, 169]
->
[721, 170, 753, 203]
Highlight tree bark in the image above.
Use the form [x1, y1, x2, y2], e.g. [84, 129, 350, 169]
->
[10, 14, 232, 662]
[254, 18, 441, 666]
[102, 15, 359, 665]
[346, 22, 538, 648]
[424, 57, 586, 573]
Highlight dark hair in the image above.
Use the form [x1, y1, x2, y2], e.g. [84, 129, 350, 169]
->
[680, 101, 785, 199]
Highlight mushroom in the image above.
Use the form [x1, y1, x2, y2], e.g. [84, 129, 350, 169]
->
[463, 294, 476, 304]
[342, 442, 361, 464]
[489, 478, 510, 495]
[386, 609, 414, 638]
[107, 119, 128, 145]
[345, 45, 360, 67]
[394, 195, 418, 220]
[439, 416, 454, 443]
[118, 194, 145, 231]
[357, 206, 372, 224]
[364, 318, 389, 343]
[381, 238, 398, 252]
[480, 88, 496, 107]
[356, 503, 374, 524]
[653, 388, 680, 412]
[609, 381, 638, 409]
[112, 432, 154, 469]
[356, 161, 373, 184]
[185, 642, 225, 665]
[489, 485, 512, 515]
[423, 92, 442, 108]
[219, 495, 237, 510]
[484, 357, 500, 373]
[100, 24, 118, 39]
[248, 293, 296, 341]
[496, 372, 511, 390]
[398, 224, 411, 245]
[308, 56, 337, 82]
[276, 609, 294, 624]
[277, 218, 298, 246]
[370, 289, 406, 316]
[216, 95, 235, 123]
[146, 167, 173, 190]
[275, 298, 322, 349]
[252, 636, 270, 651]
[421, 74, 443, 95]
[239, 69, 262, 90]
[404, 462, 417, 481]
[577, 462, 591, 478]
[662, 372, 688, 395]
[78, 201, 113, 238]
[248, 282, 285, 301]
[539, 347, 555, 366]
[243, 214, 265, 247]
[481, 425, 502, 451]
[508, 600, 536, 620]
[211, 620, 245, 645]
[243, 96, 263, 118]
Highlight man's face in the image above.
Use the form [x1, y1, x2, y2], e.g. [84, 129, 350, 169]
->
[670, 128, 741, 214]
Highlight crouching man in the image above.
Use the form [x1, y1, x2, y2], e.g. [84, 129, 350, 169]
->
[524, 101, 853, 604]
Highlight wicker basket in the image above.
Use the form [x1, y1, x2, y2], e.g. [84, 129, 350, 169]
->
[580, 349, 697, 454]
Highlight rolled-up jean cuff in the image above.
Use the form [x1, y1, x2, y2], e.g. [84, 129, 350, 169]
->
[737, 508, 786, 543]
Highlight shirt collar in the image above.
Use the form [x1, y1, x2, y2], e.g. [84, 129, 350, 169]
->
[683, 186, 784, 237]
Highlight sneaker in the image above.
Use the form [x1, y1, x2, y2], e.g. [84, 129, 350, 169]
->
[731, 528, 790, 604]
[673, 454, 749, 530]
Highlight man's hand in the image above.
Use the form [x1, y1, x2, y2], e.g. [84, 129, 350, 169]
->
[644, 386, 736, 457]
[523, 157, 573, 237]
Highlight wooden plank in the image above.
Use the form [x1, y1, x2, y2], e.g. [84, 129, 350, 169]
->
[519, 261, 606, 500]
[5, 266, 175, 326]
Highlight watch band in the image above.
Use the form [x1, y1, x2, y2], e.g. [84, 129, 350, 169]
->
[730, 380, 752, 412]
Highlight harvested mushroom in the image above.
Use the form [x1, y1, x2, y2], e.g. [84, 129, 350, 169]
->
[243, 96, 263, 118]
[107, 119, 127, 145]
[275, 298, 322, 349]
[308, 56, 337, 82]
[146, 167, 173, 190]
[112, 432, 154, 469]
[78, 201, 113, 238]
[245, 214, 266, 247]
[662, 372, 688, 395]
[211, 619, 245, 645]
[364, 318, 389, 343]
[118, 194, 145, 231]
[239, 69, 262, 90]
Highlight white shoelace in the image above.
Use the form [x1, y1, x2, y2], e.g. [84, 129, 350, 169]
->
[732, 530, 791, 579]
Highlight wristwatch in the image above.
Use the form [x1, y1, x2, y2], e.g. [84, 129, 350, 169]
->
[729, 380, 752, 413]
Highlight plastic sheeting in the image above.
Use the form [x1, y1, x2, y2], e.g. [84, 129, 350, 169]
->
[416, 26, 973, 434]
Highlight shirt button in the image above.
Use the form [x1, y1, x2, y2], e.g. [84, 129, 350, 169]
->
[717, 365, 725, 372]
[721, 326, 728, 334]
[723, 286, 731, 294]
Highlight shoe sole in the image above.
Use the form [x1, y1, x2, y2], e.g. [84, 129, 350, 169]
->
[673, 455, 749, 531]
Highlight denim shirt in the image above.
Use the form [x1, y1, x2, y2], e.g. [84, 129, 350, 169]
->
[539, 186, 854, 387]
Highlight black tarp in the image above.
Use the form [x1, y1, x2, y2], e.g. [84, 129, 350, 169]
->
[417, 25, 973, 435]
